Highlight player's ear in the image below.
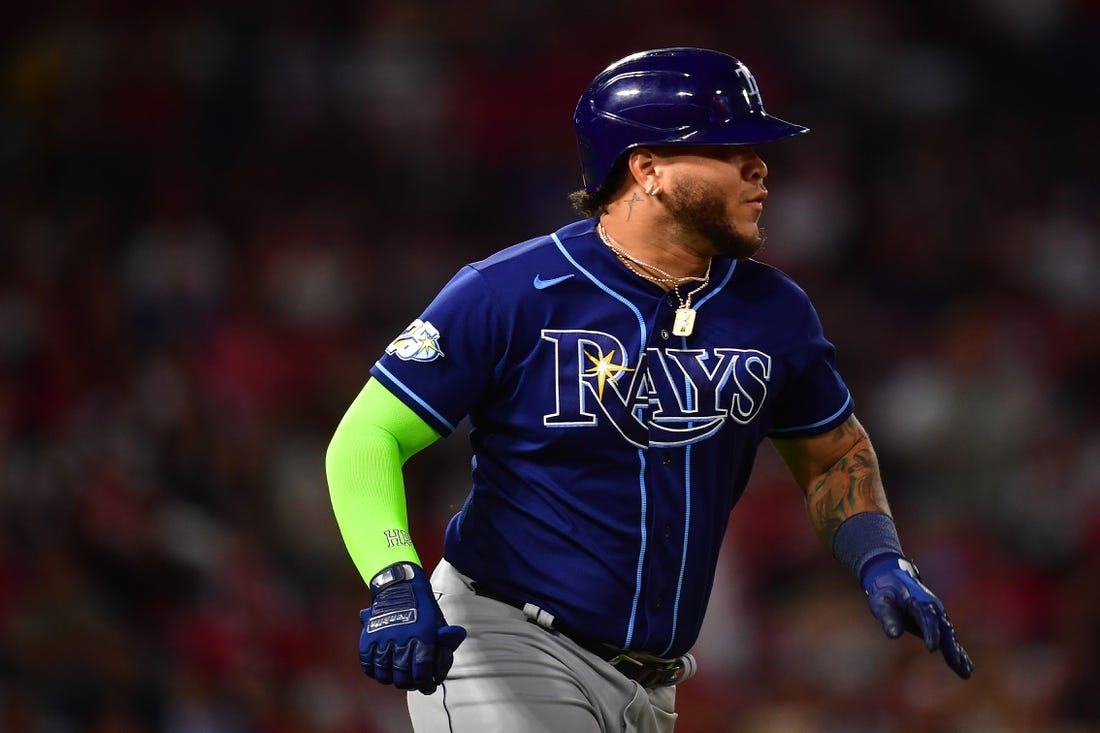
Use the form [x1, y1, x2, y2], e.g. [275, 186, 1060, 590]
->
[626, 148, 660, 194]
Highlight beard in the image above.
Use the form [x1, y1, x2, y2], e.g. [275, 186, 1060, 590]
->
[664, 179, 766, 260]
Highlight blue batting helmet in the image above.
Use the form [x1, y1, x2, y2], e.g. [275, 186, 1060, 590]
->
[573, 48, 809, 193]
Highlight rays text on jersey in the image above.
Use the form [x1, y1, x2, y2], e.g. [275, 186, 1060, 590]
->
[540, 329, 771, 448]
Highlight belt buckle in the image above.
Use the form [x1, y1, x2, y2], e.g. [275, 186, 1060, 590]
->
[607, 652, 683, 688]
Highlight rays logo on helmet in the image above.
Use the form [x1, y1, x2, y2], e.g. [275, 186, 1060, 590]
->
[733, 61, 763, 109]
[386, 319, 444, 362]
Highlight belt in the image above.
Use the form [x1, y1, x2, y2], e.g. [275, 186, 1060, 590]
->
[471, 583, 696, 688]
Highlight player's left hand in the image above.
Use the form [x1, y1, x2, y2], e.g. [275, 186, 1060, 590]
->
[862, 555, 973, 679]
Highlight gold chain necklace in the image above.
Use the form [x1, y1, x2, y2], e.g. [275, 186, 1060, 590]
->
[597, 223, 712, 337]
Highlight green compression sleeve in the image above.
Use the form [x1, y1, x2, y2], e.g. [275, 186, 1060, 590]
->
[325, 377, 441, 586]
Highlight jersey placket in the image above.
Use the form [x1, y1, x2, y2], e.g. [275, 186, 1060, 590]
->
[631, 293, 698, 653]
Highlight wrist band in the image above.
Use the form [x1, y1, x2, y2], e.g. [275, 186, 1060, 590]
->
[369, 562, 417, 599]
[832, 511, 904, 583]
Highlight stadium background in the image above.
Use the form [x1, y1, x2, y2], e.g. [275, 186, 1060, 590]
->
[2, 1, 1098, 731]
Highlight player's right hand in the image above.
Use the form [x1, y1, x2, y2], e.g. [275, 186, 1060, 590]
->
[359, 562, 467, 694]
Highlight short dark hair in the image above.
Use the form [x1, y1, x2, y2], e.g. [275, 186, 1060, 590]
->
[567, 158, 629, 218]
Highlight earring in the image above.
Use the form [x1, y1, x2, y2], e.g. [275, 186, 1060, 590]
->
[645, 184, 662, 196]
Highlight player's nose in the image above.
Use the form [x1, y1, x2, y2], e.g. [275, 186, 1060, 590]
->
[743, 149, 768, 181]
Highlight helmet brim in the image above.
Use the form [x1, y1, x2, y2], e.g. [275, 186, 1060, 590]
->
[584, 114, 809, 192]
[674, 113, 809, 146]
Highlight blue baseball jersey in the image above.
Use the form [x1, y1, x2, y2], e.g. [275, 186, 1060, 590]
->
[370, 217, 853, 658]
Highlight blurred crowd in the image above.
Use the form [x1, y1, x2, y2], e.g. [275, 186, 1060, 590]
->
[2, 1, 1099, 731]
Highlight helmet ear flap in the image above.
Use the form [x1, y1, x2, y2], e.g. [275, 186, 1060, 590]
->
[573, 48, 808, 193]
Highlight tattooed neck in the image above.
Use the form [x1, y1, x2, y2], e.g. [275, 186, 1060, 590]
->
[624, 192, 643, 221]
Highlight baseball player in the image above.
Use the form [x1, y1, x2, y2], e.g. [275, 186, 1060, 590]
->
[326, 47, 972, 732]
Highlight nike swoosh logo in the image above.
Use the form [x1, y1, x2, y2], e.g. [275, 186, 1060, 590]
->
[533, 274, 574, 289]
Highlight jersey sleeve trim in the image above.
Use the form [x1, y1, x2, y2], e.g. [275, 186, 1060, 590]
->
[371, 361, 457, 434]
[768, 391, 853, 438]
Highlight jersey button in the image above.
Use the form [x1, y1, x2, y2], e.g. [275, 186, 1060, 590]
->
[660, 329, 670, 340]
[665, 293, 678, 307]
[662, 453, 672, 465]
[654, 595, 663, 608]
[663, 524, 672, 538]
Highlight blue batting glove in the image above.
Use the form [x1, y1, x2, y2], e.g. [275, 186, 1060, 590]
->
[359, 562, 467, 694]
[862, 555, 973, 679]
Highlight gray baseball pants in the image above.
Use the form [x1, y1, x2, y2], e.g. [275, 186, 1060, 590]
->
[407, 559, 678, 732]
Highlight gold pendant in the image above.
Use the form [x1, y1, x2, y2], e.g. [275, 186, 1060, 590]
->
[672, 307, 696, 336]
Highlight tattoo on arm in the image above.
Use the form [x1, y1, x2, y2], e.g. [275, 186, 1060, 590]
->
[803, 422, 890, 548]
